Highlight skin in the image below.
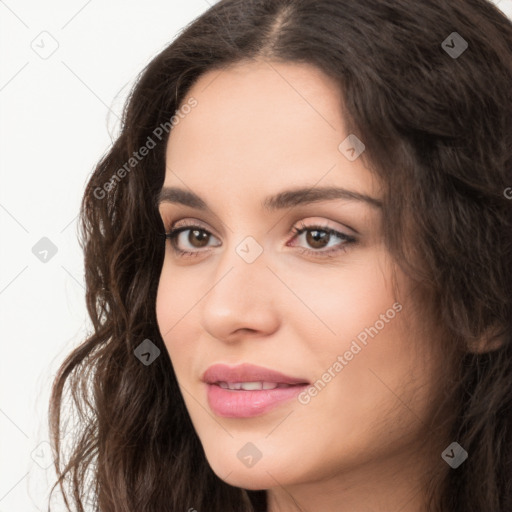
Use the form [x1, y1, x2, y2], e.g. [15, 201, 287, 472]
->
[155, 60, 451, 512]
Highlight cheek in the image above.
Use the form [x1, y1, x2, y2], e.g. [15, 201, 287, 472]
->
[288, 251, 439, 436]
[155, 254, 198, 334]
[286, 247, 396, 353]
[155, 268, 197, 371]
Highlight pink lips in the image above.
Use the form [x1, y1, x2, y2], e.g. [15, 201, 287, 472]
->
[202, 363, 310, 418]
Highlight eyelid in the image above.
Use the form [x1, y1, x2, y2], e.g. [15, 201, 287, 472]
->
[163, 217, 358, 259]
[292, 217, 358, 237]
[166, 216, 355, 238]
[163, 217, 221, 239]
[160, 207, 227, 235]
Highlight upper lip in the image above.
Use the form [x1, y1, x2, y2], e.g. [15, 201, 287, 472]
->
[202, 363, 310, 385]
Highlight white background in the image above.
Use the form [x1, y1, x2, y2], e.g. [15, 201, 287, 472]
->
[1, 0, 511, 510]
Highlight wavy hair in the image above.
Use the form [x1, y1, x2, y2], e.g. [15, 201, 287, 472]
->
[48, 0, 512, 510]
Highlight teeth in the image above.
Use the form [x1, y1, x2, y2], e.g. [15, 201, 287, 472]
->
[240, 381, 263, 390]
[216, 381, 290, 390]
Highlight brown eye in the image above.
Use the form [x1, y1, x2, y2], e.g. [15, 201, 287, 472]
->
[165, 225, 221, 256]
[185, 228, 210, 248]
[164, 221, 357, 260]
[305, 229, 330, 249]
[289, 223, 357, 258]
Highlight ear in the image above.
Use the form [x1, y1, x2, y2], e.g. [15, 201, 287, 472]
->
[466, 323, 507, 354]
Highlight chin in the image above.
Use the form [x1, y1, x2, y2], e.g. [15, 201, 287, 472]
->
[215, 467, 276, 491]
[205, 450, 293, 490]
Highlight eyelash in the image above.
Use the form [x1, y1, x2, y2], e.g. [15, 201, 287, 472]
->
[163, 221, 357, 259]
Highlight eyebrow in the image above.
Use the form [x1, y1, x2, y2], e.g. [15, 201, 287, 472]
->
[157, 186, 382, 212]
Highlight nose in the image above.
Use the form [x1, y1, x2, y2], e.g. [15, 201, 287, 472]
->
[200, 242, 280, 343]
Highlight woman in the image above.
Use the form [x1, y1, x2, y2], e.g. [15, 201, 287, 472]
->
[48, 0, 512, 510]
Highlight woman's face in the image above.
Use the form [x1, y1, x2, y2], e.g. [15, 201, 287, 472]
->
[156, 60, 446, 498]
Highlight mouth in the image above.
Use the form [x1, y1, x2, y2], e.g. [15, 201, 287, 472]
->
[202, 363, 310, 418]
[215, 381, 302, 390]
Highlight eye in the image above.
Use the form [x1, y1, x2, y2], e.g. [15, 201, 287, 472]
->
[163, 220, 357, 259]
[164, 223, 221, 258]
[288, 221, 357, 258]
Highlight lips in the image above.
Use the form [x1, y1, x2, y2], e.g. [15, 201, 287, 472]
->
[202, 363, 310, 418]
[217, 381, 295, 390]
[202, 363, 310, 387]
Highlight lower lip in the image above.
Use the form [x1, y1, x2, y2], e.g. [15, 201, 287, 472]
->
[206, 383, 308, 418]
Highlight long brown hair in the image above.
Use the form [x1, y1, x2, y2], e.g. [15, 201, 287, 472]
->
[48, 0, 512, 510]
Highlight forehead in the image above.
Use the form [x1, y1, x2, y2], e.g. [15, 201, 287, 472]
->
[163, 60, 378, 199]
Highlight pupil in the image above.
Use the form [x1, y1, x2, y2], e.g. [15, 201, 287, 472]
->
[307, 229, 328, 249]
[190, 229, 209, 247]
